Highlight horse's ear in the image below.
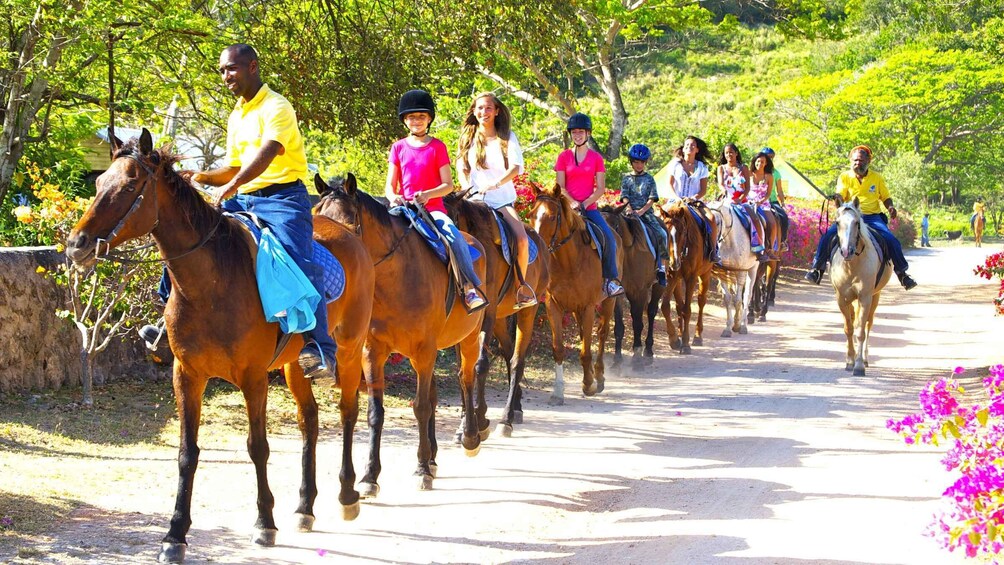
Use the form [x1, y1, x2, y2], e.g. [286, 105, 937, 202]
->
[139, 128, 154, 156]
[852, 196, 861, 210]
[345, 172, 357, 195]
[313, 173, 330, 196]
[110, 134, 124, 152]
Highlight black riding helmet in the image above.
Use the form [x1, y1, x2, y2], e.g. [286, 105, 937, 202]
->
[398, 89, 436, 123]
[566, 112, 592, 131]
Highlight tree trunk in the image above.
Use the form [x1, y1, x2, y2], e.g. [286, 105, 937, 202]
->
[0, 5, 65, 205]
[81, 349, 93, 407]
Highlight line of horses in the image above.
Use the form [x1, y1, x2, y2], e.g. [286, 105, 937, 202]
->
[65, 130, 837, 564]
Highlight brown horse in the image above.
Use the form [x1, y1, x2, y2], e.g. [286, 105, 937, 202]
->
[600, 204, 661, 369]
[974, 210, 986, 247]
[444, 194, 550, 437]
[313, 173, 486, 494]
[64, 130, 374, 563]
[655, 200, 715, 354]
[529, 182, 621, 404]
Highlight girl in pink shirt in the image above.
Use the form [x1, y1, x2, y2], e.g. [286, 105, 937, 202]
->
[386, 89, 486, 311]
[553, 112, 623, 297]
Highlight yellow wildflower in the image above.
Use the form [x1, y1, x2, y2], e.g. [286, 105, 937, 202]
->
[55, 243, 65, 253]
[13, 205, 33, 224]
[36, 266, 46, 274]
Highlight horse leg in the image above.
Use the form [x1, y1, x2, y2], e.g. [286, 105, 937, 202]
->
[457, 330, 484, 456]
[678, 277, 694, 354]
[862, 292, 882, 371]
[283, 362, 321, 531]
[457, 312, 495, 444]
[630, 295, 645, 364]
[575, 307, 598, 397]
[240, 375, 279, 547]
[852, 297, 869, 376]
[411, 350, 438, 490]
[738, 267, 756, 335]
[613, 298, 625, 368]
[838, 298, 856, 372]
[693, 271, 711, 346]
[545, 299, 567, 406]
[497, 309, 533, 437]
[593, 297, 615, 394]
[720, 275, 734, 338]
[643, 285, 660, 361]
[158, 370, 208, 564]
[358, 344, 389, 499]
[661, 281, 682, 351]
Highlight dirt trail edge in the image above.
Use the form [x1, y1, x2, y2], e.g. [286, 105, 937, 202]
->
[7, 244, 1002, 565]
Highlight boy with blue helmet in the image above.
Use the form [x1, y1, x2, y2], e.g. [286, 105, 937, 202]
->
[620, 143, 669, 286]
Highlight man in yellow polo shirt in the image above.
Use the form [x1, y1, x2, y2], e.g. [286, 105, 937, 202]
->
[804, 146, 917, 290]
[145, 44, 336, 382]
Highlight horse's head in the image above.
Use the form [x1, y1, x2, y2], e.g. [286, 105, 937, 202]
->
[66, 128, 170, 271]
[660, 201, 693, 271]
[835, 197, 864, 259]
[315, 172, 363, 230]
[528, 181, 581, 252]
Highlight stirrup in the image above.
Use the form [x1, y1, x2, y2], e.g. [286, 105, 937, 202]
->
[514, 284, 538, 310]
[463, 287, 488, 313]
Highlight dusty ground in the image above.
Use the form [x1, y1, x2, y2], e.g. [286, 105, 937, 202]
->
[4, 242, 1002, 564]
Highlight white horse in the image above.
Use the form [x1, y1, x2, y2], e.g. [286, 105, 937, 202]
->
[829, 198, 892, 376]
[707, 201, 760, 337]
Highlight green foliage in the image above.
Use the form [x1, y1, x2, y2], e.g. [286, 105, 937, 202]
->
[880, 152, 936, 211]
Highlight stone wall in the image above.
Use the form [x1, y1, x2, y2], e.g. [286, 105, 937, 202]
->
[0, 247, 154, 393]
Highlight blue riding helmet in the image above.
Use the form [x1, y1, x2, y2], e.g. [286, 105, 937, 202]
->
[628, 144, 651, 162]
[761, 147, 775, 155]
[566, 112, 592, 131]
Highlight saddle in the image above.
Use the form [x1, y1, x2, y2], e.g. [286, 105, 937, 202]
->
[389, 205, 483, 264]
[492, 210, 539, 266]
[581, 215, 607, 262]
[229, 211, 345, 312]
[622, 213, 658, 262]
[683, 201, 716, 260]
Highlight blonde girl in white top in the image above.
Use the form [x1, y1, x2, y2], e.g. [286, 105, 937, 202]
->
[457, 92, 536, 308]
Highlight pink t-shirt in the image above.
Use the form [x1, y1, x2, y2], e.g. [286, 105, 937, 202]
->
[388, 137, 451, 213]
[554, 148, 606, 210]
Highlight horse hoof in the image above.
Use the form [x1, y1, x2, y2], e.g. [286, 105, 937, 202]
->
[513, 410, 523, 424]
[692, 336, 703, 346]
[251, 527, 277, 547]
[548, 396, 564, 406]
[721, 330, 732, 338]
[739, 327, 748, 335]
[758, 316, 766, 323]
[582, 383, 597, 397]
[465, 444, 481, 457]
[670, 338, 682, 351]
[479, 426, 491, 441]
[766, 299, 775, 306]
[496, 423, 513, 438]
[429, 462, 438, 478]
[681, 345, 692, 355]
[595, 378, 605, 394]
[418, 474, 434, 490]
[853, 367, 866, 376]
[358, 482, 380, 499]
[295, 513, 315, 532]
[844, 363, 854, 372]
[158, 542, 187, 563]
[342, 501, 361, 521]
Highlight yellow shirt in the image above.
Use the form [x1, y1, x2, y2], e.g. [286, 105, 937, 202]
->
[836, 169, 890, 215]
[226, 84, 308, 194]
[973, 202, 986, 215]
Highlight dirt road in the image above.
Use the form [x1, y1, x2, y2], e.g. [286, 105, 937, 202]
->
[10, 243, 1002, 564]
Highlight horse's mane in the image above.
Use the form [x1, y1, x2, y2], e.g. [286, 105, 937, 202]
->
[113, 140, 249, 278]
[443, 194, 498, 235]
[319, 177, 396, 229]
[662, 201, 698, 248]
[836, 202, 878, 249]
[598, 205, 646, 243]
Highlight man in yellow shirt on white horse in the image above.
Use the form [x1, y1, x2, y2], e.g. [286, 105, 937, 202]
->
[804, 145, 918, 290]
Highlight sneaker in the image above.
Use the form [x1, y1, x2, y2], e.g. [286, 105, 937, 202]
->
[604, 279, 625, 297]
[780, 241, 789, 252]
[138, 323, 165, 349]
[514, 284, 538, 310]
[299, 351, 337, 386]
[804, 269, 823, 285]
[464, 288, 488, 312]
[656, 268, 668, 287]
[898, 273, 918, 291]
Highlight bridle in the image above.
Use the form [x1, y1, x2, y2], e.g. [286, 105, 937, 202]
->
[838, 207, 865, 258]
[535, 195, 576, 253]
[95, 152, 221, 265]
[326, 189, 412, 267]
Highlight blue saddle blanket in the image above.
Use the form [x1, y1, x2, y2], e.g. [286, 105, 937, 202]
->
[492, 212, 539, 265]
[635, 216, 657, 261]
[389, 206, 482, 263]
[583, 219, 605, 262]
[228, 212, 345, 305]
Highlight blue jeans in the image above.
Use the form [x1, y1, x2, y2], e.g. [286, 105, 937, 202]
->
[158, 182, 337, 367]
[429, 210, 481, 287]
[582, 208, 620, 280]
[812, 213, 909, 273]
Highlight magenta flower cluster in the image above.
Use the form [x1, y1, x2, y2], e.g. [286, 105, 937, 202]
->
[888, 364, 1004, 559]
[974, 251, 1004, 315]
